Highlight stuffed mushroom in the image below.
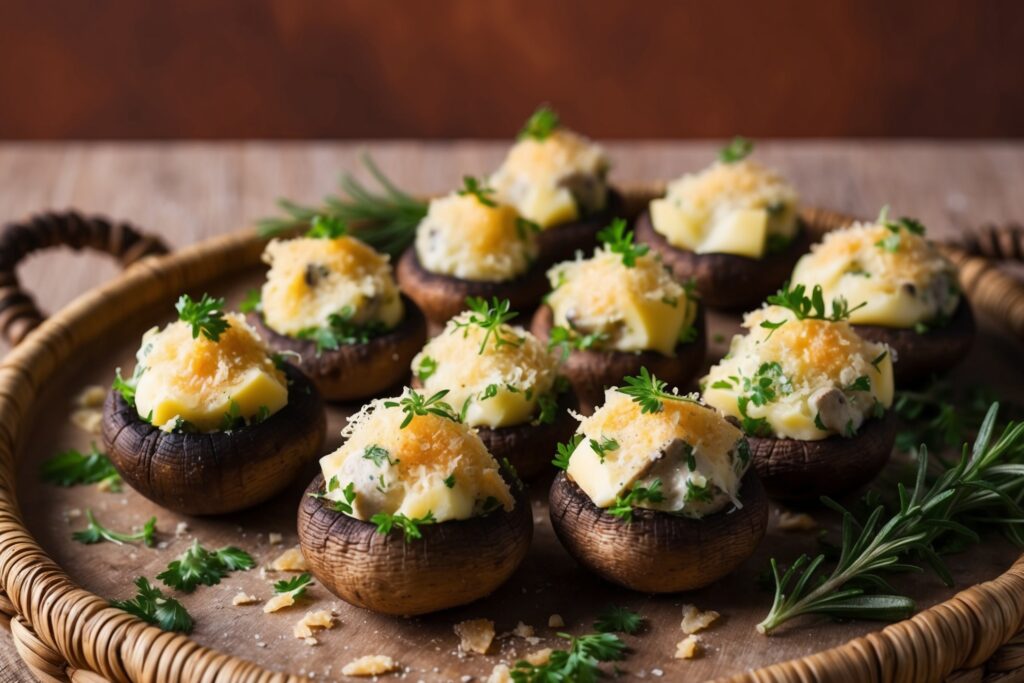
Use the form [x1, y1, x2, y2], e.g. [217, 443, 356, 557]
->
[790, 211, 973, 383]
[297, 388, 532, 615]
[531, 219, 705, 412]
[702, 289, 896, 501]
[102, 294, 326, 515]
[635, 137, 808, 309]
[549, 373, 768, 592]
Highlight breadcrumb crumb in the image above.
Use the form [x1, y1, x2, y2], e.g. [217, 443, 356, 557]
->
[341, 655, 399, 676]
[454, 618, 495, 654]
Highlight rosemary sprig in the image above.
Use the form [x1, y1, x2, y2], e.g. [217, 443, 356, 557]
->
[257, 154, 428, 258]
[757, 403, 1024, 634]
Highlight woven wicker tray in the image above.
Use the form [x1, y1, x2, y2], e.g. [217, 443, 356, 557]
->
[1, 194, 1023, 682]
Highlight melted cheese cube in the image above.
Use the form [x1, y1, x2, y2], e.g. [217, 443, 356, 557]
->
[699, 208, 767, 258]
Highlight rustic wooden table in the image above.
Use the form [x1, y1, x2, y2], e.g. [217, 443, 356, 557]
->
[0, 141, 1022, 682]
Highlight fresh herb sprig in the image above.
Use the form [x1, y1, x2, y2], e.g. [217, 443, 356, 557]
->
[370, 511, 436, 542]
[597, 218, 649, 267]
[296, 305, 387, 354]
[42, 444, 121, 491]
[757, 403, 1024, 634]
[893, 380, 1007, 454]
[111, 577, 193, 633]
[451, 297, 523, 354]
[112, 368, 138, 407]
[239, 288, 262, 313]
[73, 510, 156, 547]
[617, 367, 699, 414]
[257, 154, 428, 258]
[457, 175, 497, 207]
[519, 105, 561, 141]
[719, 136, 754, 163]
[384, 389, 461, 428]
[594, 605, 645, 634]
[509, 632, 627, 682]
[306, 214, 347, 239]
[274, 573, 313, 599]
[176, 293, 229, 342]
[553, 434, 583, 470]
[764, 282, 865, 328]
[874, 205, 926, 253]
[607, 480, 664, 523]
[156, 539, 255, 593]
[547, 325, 608, 360]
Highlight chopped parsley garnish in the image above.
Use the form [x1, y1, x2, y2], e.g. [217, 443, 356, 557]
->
[452, 297, 522, 354]
[480, 383, 499, 401]
[553, 434, 583, 470]
[416, 355, 438, 382]
[111, 577, 193, 633]
[533, 391, 559, 425]
[516, 217, 541, 240]
[766, 282, 866, 323]
[239, 288, 262, 313]
[308, 478, 357, 514]
[594, 605, 645, 634]
[112, 367, 138, 407]
[617, 367, 699, 414]
[596, 218, 649, 267]
[370, 511, 436, 542]
[385, 389, 461, 428]
[220, 399, 243, 432]
[719, 135, 754, 163]
[730, 362, 791, 436]
[548, 325, 608, 360]
[607, 479, 664, 522]
[589, 436, 620, 463]
[518, 104, 561, 141]
[685, 479, 715, 503]
[362, 444, 394, 467]
[156, 539, 255, 593]
[500, 457, 524, 492]
[443, 474, 456, 488]
[274, 572, 313, 599]
[456, 175, 497, 207]
[510, 632, 627, 681]
[846, 375, 872, 393]
[72, 510, 156, 547]
[176, 293, 229, 342]
[874, 205, 926, 253]
[295, 305, 386, 354]
[306, 214, 347, 239]
[41, 444, 121, 491]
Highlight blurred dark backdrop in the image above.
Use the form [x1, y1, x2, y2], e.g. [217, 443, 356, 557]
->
[2, 0, 1023, 140]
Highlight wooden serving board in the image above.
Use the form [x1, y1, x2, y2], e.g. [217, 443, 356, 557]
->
[12, 262, 1024, 682]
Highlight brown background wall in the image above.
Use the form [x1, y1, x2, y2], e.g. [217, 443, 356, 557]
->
[1, 0, 1022, 140]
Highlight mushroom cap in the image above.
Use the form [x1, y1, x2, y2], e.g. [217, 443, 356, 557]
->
[397, 248, 549, 330]
[102, 363, 326, 515]
[297, 473, 533, 615]
[530, 303, 707, 413]
[634, 210, 811, 310]
[748, 412, 896, 502]
[247, 295, 427, 402]
[549, 470, 768, 593]
[532, 188, 624, 267]
[854, 297, 975, 385]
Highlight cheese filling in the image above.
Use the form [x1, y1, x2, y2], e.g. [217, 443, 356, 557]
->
[566, 390, 750, 519]
[411, 311, 562, 429]
[415, 192, 538, 282]
[545, 248, 697, 356]
[319, 391, 515, 523]
[131, 314, 288, 433]
[260, 235, 403, 338]
[702, 305, 894, 441]
[490, 128, 610, 229]
[790, 220, 961, 328]
[649, 159, 799, 259]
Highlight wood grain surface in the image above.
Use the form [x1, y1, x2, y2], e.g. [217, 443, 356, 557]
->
[0, 141, 1023, 682]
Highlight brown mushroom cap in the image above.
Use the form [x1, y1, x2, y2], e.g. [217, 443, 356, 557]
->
[247, 295, 427, 402]
[530, 303, 707, 413]
[853, 298, 975, 385]
[297, 473, 533, 615]
[748, 412, 896, 502]
[397, 248, 550, 330]
[533, 188, 624, 267]
[634, 210, 811, 310]
[549, 470, 768, 593]
[102, 363, 326, 515]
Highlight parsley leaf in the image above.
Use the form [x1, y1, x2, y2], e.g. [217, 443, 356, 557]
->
[306, 214, 347, 239]
[617, 367, 699, 414]
[273, 572, 313, 599]
[111, 577, 193, 633]
[308, 479, 357, 514]
[874, 206, 927, 253]
[553, 434, 583, 470]
[596, 217, 648, 267]
[766, 282, 866, 322]
[719, 135, 754, 163]
[42, 444, 121, 491]
[519, 105, 561, 141]
[589, 436, 619, 463]
[416, 355, 438, 382]
[295, 305, 386, 354]
[72, 510, 156, 547]
[156, 539, 254, 593]
[594, 605, 645, 634]
[457, 175, 497, 207]
[452, 297, 522, 354]
[384, 389, 461, 428]
[175, 293, 229, 342]
[239, 288, 262, 313]
[370, 511, 436, 542]
[510, 632, 626, 681]
[607, 479, 664, 522]
[112, 367, 138, 407]
[547, 325, 609, 360]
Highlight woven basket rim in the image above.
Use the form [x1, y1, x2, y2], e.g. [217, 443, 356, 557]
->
[0, 199, 1021, 683]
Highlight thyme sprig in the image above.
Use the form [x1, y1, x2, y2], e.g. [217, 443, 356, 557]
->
[452, 297, 523, 354]
[617, 367, 699, 414]
[257, 154, 428, 258]
[757, 403, 1024, 634]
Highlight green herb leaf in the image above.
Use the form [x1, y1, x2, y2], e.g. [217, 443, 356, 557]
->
[111, 577, 193, 633]
[617, 367, 699, 414]
[509, 632, 627, 681]
[273, 572, 313, 599]
[176, 293, 229, 342]
[553, 434, 583, 470]
[589, 436, 619, 463]
[452, 297, 522, 354]
[518, 105, 561, 141]
[547, 325, 609, 360]
[767, 282, 866, 322]
[594, 605, 645, 634]
[112, 367, 138, 408]
[42, 444, 121, 491]
[370, 511, 436, 542]
[295, 305, 387, 354]
[306, 214, 347, 239]
[596, 217, 649, 267]
[239, 288, 262, 313]
[384, 389, 461, 429]
[457, 175, 497, 207]
[156, 539, 254, 593]
[607, 479, 664, 522]
[719, 136, 754, 163]
[416, 355, 438, 382]
[72, 510, 155, 547]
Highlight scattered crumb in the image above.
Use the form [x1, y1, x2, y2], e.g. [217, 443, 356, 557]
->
[680, 604, 719, 634]
[269, 547, 308, 572]
[70, 409, 103, 434]
[268, 532, 284, 545]
[304, 637, 318, 646]
[65, 508, 82, 521]
[454, 619, 495, 654]
[777, 510, 818, 532]
[96, 476, 118, 493]
[232, 592, 259, 606]
[256, 642, 267, 648]
[547, 613, 564, 628]
[75, 385, 107, 408]
[524, 648, 552, 666]
[512, 621, 535, 639]
[341, 655, 399, 677]
[486, 664, 511, 683]
[293, 610, 335, 639]
[675, 635, 702, 659]
[175, 522, 190, 538]
[651, 669, 664, 677]
[263, 593, 296, 613]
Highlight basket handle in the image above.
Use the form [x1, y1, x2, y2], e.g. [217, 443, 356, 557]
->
[941, 245, 1024, 343]
[956, 223, 1024, 261]
[0, 211, 169, 345]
